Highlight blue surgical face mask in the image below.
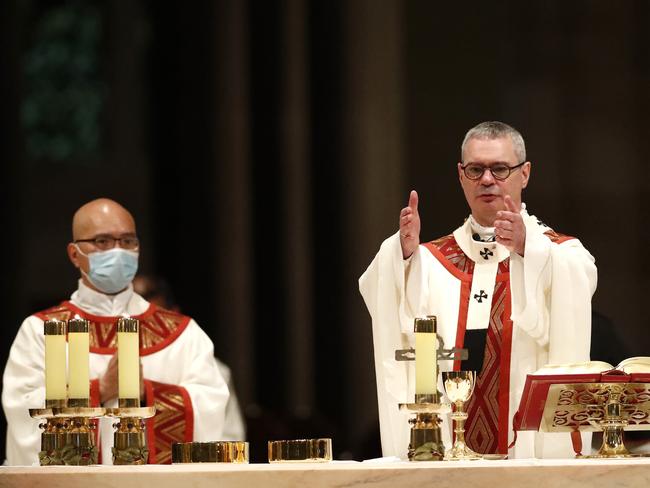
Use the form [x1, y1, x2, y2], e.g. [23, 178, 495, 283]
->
[76, 246, 139, 294]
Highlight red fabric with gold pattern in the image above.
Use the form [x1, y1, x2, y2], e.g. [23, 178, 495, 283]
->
[89, 379, 102, 463]
[89, 379, 101, 408]
[425, 234, 513, 454]
[34, 302, 191, 356]
[428, 235, 509, 275]
[462, 279, 512, 454]
[144, 380, 193, 464]
[543, 229, 575, 245]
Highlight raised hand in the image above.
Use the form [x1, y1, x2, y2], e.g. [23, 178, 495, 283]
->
[399, 190, 421, 259]
[494, 195, 526, 256]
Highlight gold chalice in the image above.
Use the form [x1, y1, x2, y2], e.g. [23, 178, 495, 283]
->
[443, 371, 481, 460]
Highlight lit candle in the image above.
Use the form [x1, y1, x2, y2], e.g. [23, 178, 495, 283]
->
[414, 316, 438, 403]
[117, 317, 140, 408]
[44, 319, 67, 408]
[67, 317, 90, 407]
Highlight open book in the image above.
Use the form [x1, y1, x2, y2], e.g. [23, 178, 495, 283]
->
[514, 357, 650, 433]
[533, 357, 650, 375]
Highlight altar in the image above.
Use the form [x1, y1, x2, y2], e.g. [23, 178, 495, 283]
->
[2, 458, 650, 488]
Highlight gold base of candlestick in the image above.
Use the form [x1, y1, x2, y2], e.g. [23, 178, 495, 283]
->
[67, 398, 90, 408]
[62, 417, 99, 465]
[30, 407, 105, 465]
[107, 406, 156, 465]
[118, 398, 140, 409]
[399, 402, 451, 461]
[38, 418, 68, 465]
[45, 399, 67, 409]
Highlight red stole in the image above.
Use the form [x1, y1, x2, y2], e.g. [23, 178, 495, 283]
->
[424, 235, 513, 454]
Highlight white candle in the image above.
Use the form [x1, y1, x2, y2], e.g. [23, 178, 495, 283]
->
[414, 317, 438, 399]
[117, 317, 140, 406]
[67, 317, 90, 405]
[44, 319, 67, 407]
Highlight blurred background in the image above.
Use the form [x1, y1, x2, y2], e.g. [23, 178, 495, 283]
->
[1, 0, 649, 462]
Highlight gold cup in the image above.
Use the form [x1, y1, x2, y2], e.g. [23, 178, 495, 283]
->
[443, 371, 481, 460]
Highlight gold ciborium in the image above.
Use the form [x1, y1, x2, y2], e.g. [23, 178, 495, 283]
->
[443, 371, 481, 460]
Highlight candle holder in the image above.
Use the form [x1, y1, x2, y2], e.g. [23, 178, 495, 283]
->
[29, 406, 106, 465]
[106, 317, 155, 465]
[398, 317, 450, 461]
[106, 405, 156, 465]
[395, 316, 467, 461]
[33, 318, 104, 465]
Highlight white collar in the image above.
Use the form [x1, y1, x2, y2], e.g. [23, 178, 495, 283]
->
[468, 215, 496, 242]
[69, 279, 149, 317]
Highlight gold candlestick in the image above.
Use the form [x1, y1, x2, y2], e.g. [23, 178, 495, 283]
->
[106, 406, 156, 465]
[30, 406, 105, 465]
[108, 317, 155, 465]
[35, 415, 68, 465]
[31, 319, 104, 465]
[399, 316, 450, 461]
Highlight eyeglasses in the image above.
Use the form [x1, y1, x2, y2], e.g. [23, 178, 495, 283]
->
[75, 235, 140, 251]
[460, 161, 526, 181]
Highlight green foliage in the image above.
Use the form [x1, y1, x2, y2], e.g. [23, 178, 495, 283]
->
[112, 446, 149, 465]
[39, 445, 98, 465]
[411, 441, 444, 461]
[21, 1, 105, 163]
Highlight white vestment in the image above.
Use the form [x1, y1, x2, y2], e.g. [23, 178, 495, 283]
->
[359, 208, 597, 459]
[2, 281, 230, 466]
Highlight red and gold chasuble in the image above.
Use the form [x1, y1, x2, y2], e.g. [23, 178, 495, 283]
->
[35, 302, 194, 464]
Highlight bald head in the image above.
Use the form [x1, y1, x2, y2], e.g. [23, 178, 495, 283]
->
[72, 198, 136, 241]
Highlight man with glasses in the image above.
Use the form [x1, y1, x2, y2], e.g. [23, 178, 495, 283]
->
[360, 121, 597, 459]
[2, 198, 230, 465]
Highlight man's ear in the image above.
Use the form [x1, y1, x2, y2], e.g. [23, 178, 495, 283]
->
[457, 162, 464, 183]
[521, 161, 531, 189]
[67, 242, 81, 269]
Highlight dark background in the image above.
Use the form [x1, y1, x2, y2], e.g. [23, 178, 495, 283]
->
[1, 0, 648, 462]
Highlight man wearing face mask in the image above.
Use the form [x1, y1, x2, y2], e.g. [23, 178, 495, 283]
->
[2, 198, 230, 465]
